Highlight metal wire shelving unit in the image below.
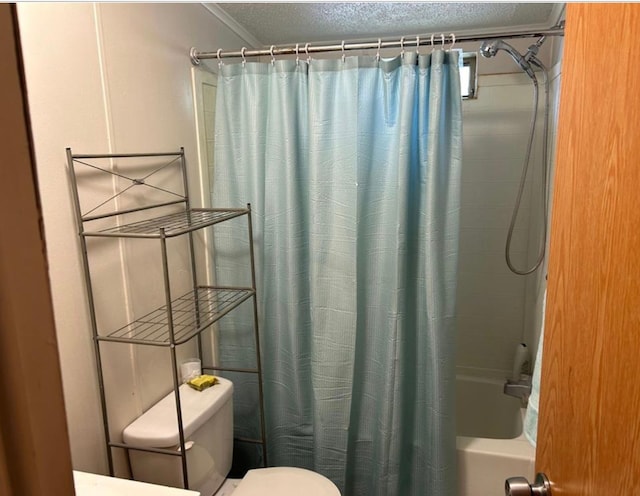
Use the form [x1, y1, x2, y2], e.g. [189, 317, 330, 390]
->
[67, 148, 267, 490]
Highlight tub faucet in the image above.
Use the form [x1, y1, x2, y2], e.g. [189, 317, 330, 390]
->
[504, 375, 532, 406]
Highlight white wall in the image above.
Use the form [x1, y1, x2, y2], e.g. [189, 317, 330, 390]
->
[17, 2, 249, 475]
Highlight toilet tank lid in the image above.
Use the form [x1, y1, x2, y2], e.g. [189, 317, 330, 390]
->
[122, 377, 233, 448]
[232, 467, 341, 496]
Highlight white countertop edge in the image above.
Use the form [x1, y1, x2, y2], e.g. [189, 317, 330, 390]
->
[73, 471, 200, 496]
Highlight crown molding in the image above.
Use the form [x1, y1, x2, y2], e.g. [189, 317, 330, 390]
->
[202, 3, 263, 48]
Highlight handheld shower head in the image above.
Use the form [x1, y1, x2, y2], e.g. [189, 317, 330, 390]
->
[479, 39, 536, 79]
[479, 40, 500, 58]
[480, 38, 551, 275]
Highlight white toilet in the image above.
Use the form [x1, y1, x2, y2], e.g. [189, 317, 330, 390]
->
[123, 378, 340, 496]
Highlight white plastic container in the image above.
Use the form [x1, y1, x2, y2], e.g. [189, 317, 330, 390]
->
[123, 377, 233, 495]
[179, 358, 202, 383]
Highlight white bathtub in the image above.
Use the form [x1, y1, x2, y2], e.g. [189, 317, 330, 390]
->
[456, 375, 535, 496]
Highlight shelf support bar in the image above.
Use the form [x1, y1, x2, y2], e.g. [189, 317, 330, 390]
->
[161, 228, 190, 489]
[247, 204, 268, 467]
[180, 148, 205, 366]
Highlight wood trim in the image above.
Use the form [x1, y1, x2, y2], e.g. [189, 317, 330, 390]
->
[537, 4, 640, 494]
[0, 4, 75, 495]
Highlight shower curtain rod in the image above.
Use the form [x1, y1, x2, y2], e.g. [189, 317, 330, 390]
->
[190, 24, 564, 65]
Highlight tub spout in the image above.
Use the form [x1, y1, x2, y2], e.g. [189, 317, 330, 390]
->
[504, 375, 532, 406]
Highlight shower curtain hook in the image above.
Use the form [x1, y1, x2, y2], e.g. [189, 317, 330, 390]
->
[415, 35, 420, 55]
[440, 34, 446, 49]
[241, 47, 247, 67]
[376, 38, 382, 62]
[449, 33, 456, 50]
[270, 45, 276, 65]
[305, 42, 311, 64]
[341, 40, 346, 63]
[430, 34, 435, 53]
[216, 48, 223, 68]
[295, 43, 300, 65]
[400, 36, 405, 59]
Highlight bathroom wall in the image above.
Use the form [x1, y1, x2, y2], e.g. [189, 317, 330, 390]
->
[16, 3, 252, 475]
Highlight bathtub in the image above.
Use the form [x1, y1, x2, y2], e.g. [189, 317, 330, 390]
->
[456, 374, 535, 496]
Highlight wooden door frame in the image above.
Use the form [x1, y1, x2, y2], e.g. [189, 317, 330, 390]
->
[0, 4, 74, 495]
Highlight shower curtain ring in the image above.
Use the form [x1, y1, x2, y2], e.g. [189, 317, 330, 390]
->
[376, 38, 382, 62]
[241, 47, 247, 67]
[295, 43, 300, 65]
[400, 36, 405, 59]
[216, 48, 223, 68]
[416, 35, 420, 55]
[305, 42, 311, 63]
[270, 45, 276, 65]
[440, 34, 446, 49]
[341, 40, 346, 63]
[430, 34, 435, 53]
[449, 33, 456, 50]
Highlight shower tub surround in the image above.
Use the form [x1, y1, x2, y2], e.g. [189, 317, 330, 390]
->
[456, 71, 548, 377]
[455, 374, 534, 496]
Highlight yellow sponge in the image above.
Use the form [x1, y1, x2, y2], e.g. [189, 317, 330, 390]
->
[187, 374, 219, 391]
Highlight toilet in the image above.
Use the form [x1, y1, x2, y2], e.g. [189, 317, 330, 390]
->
[123, 377, 340, 496]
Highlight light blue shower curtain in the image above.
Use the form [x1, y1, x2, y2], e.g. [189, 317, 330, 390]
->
[212, 51, 462, 496]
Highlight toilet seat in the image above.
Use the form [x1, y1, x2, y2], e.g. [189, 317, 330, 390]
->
[232, 467, 340, 496]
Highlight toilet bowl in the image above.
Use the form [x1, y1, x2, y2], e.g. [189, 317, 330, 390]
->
[123, 378, 340, 496]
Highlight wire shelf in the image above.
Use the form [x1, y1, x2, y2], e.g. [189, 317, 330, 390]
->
[100, 286, 254, 346]
[83, 208, 248, 238]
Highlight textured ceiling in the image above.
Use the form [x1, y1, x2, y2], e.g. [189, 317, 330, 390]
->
[215, 2, 560, 45]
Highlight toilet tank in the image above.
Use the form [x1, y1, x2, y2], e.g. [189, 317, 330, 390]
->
[123, 377, 233, 496]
